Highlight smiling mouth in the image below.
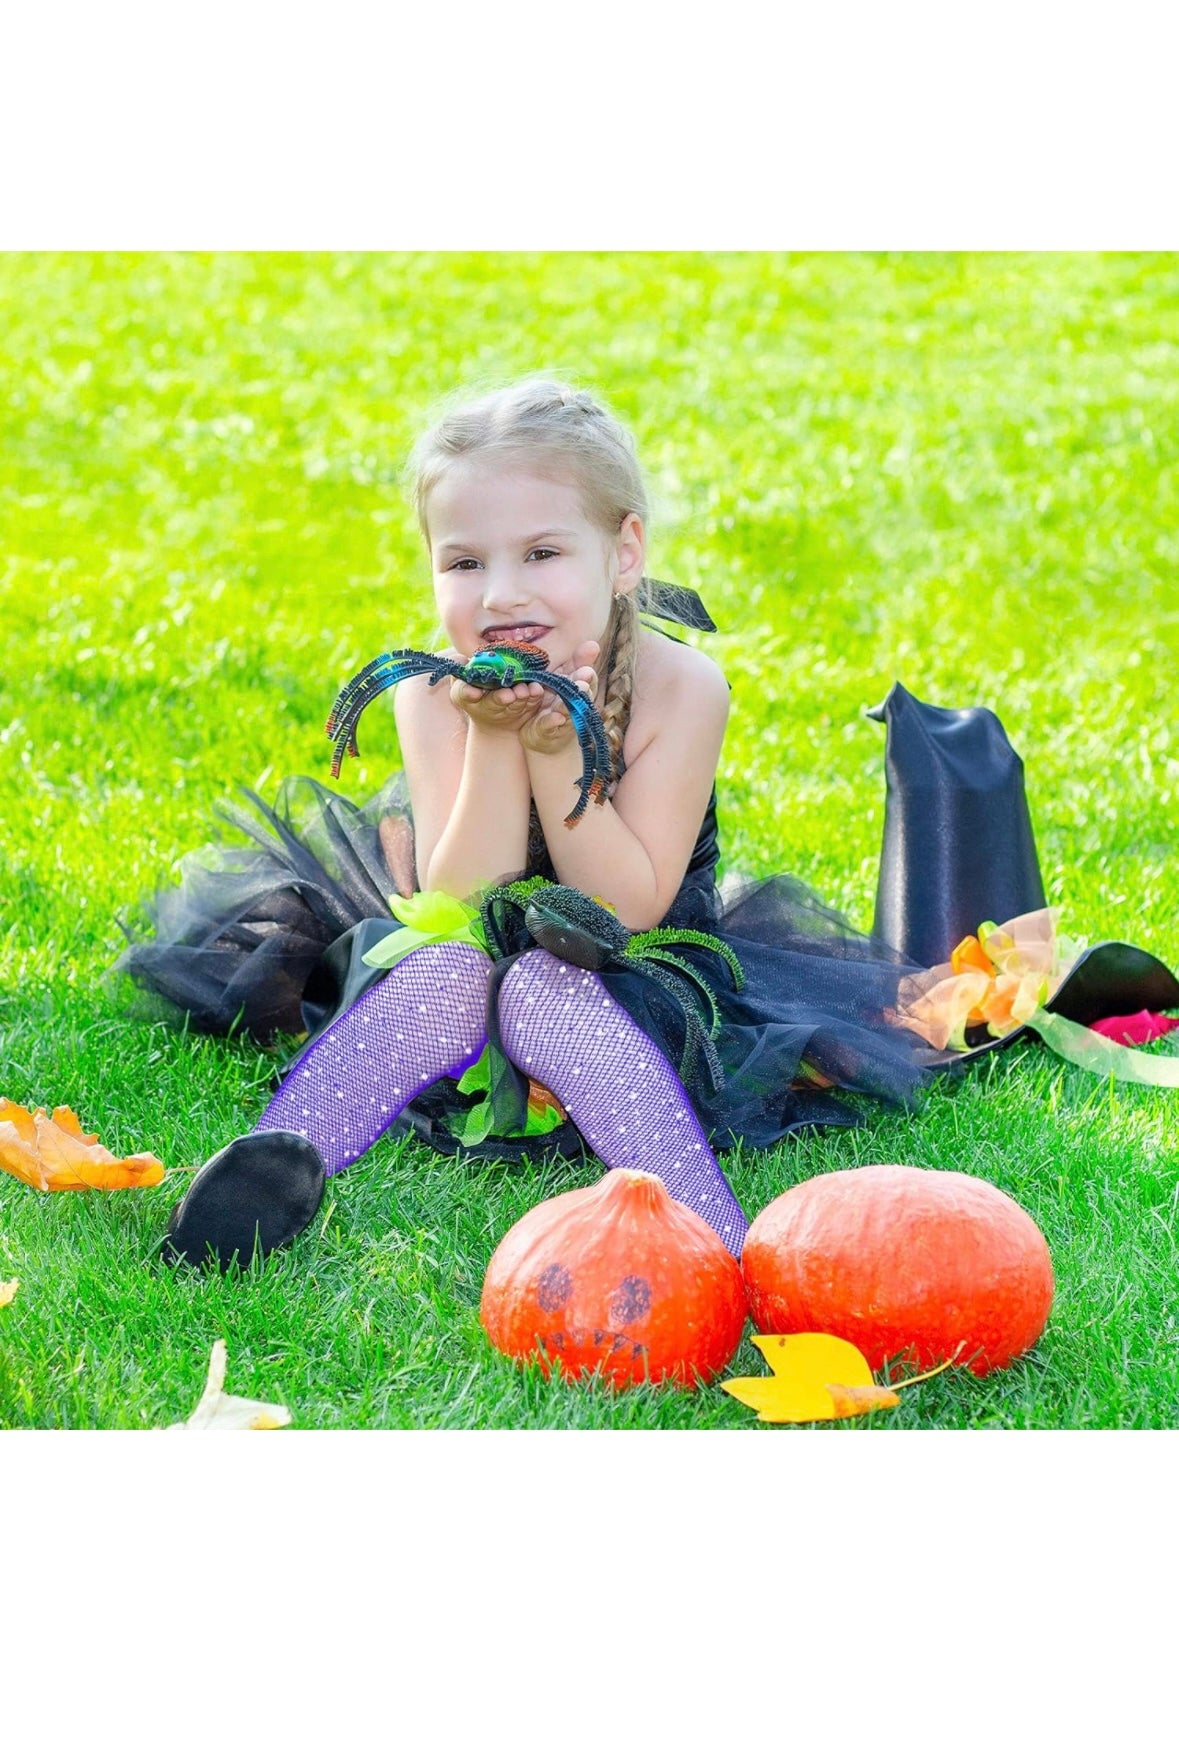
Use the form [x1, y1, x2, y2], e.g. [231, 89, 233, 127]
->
[481, 624, 550, 644]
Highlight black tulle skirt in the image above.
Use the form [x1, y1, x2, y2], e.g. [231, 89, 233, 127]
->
[117, 775, 951, 1163]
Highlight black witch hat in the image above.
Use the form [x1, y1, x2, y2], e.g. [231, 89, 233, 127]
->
[869, 682, 1179, 1055]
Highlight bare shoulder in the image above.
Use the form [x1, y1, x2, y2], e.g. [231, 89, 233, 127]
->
[625, 629, 729, 757]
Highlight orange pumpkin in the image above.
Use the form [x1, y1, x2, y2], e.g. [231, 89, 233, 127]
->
[480, 1169, 747, 1389]
[742, 1165, 1053, 1376]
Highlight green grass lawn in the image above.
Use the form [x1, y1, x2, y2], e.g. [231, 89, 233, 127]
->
[2, 251, 1178, 1429]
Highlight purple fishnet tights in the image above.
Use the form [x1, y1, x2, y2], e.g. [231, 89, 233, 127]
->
[498, 951, 748, 1257]
[253, 940, 748, 1258]
[254, 942, 491, 1176]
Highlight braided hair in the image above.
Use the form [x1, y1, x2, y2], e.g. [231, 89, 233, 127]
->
[599, 588, 641, 783]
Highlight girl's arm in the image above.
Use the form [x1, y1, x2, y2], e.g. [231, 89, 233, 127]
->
[524, 643, 729, 931]
[394, 674, 535, 894]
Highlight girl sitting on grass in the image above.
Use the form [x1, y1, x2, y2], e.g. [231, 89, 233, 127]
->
[140, 378, 944, 1270]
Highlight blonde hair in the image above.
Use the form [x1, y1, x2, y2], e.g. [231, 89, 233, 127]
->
[408, 378, 651, 778]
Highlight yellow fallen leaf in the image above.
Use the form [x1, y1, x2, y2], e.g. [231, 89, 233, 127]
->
[0, 1097, 165, 1192]
[722, 1331, 957, 1423]
[169, 1340, 291, 1431]
[0, 1279, 18, 1308]
[752, 1332, 876, 1384]
[826, 1384, 901, 1417]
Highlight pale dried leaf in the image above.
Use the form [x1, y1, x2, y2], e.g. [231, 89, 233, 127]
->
[170, 1339, 291, 1431]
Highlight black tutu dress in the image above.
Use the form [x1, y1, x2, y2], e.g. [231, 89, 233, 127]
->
[117, 760, 947, 1167]
[117, 617, 1179, 1174]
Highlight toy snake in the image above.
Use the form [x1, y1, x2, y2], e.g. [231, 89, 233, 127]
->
[326, 643, 613, 826]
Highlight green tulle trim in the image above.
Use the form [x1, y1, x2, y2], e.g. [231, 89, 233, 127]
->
[1026, 1009, 1179, 1086]
[452, 1046, 565, 1146]
[360, 890, 488, 970]
[361, 878, 749, 1136]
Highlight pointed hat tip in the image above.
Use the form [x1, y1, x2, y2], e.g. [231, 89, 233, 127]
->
[865, 679, 914, 723]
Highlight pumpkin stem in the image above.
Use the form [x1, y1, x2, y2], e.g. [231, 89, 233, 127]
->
[607, 1168, 670, 1188]
[887, 1340, 969, 1391]
[603, 1169, 673, 1206]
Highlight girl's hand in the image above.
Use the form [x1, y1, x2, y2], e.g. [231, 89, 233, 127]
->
[448, 675, 547, 736]
[519, 640, 600, 758]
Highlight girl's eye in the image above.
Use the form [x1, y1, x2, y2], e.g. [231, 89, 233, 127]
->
[526, 547, 559, 562]
[450, 558, 482, 571]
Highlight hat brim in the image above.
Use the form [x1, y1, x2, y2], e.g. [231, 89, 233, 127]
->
[931, 941, 1179, 1069]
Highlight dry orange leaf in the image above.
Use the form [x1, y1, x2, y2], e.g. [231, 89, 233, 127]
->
[0, 1279, 18, 1308]
[721, 1331, 957, 1423]
[0, 1097, 165, 1192]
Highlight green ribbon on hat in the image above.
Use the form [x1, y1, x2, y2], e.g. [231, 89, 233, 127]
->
[1025, 1009, 1179, 1086]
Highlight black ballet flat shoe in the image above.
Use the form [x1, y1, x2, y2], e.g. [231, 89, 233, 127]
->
[161, 1130, 326, 1272]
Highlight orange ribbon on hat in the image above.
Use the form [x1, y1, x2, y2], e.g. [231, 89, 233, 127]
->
[892, 909, 1084, 1052]
[892, 912, 1179, 1086]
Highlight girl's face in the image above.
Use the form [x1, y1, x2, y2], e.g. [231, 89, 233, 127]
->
[425, 460, 644, 670]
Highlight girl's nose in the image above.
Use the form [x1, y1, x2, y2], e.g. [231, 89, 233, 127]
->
[481, 563, 530, 611]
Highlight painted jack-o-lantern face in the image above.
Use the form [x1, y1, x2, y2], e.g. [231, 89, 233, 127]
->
[481, 1170, 747, 1389]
